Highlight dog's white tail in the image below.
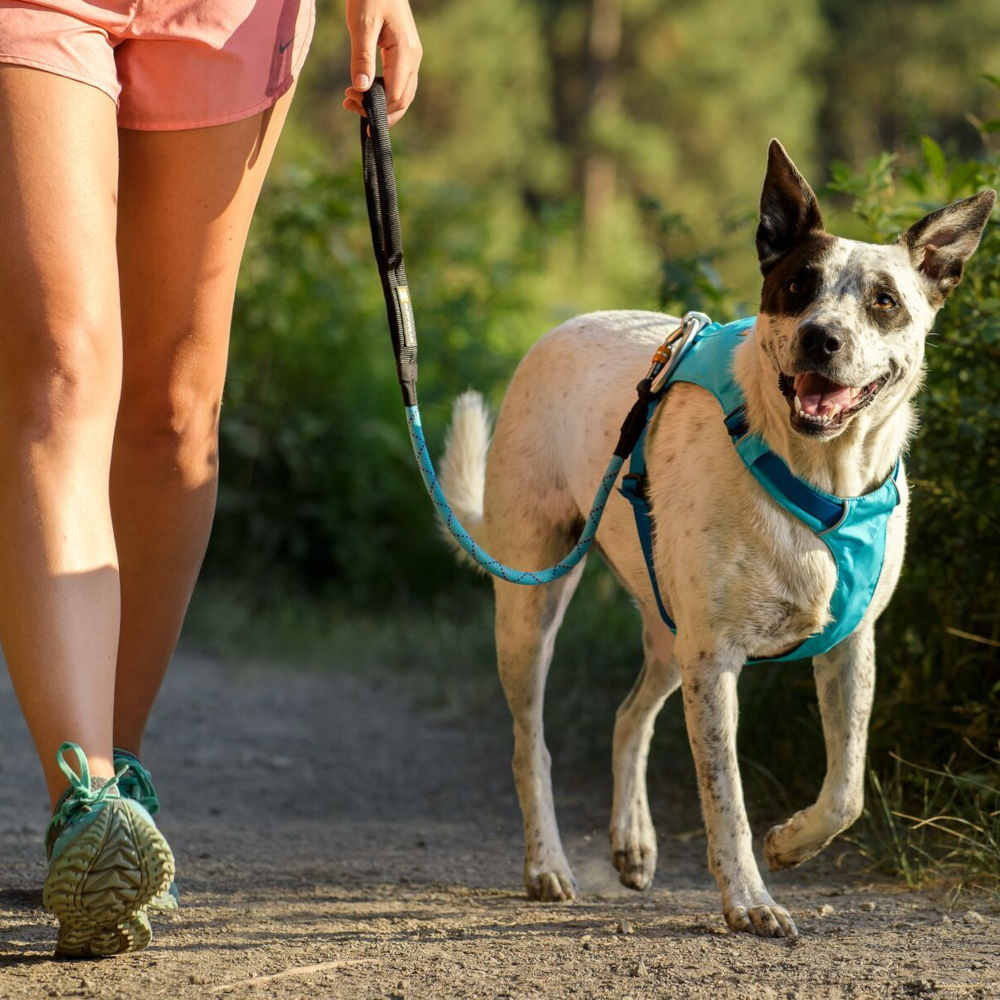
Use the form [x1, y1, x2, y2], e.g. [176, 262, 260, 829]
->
[438, 390, 492, 567]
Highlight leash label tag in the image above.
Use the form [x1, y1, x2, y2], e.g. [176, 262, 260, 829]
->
[397, 285, 417, 348]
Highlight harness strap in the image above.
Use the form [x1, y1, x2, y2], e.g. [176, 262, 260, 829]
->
[619, 404, 675, 630]
[725, 405, 845, 531]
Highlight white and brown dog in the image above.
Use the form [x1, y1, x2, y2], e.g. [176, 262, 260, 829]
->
[439, 141, 994, 938]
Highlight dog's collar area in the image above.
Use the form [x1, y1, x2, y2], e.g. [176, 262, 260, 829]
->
[723, 404, 845, 530]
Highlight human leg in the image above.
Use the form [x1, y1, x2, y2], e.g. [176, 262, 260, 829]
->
[0, 65, 122, 808]
[111, 88, 296, 755]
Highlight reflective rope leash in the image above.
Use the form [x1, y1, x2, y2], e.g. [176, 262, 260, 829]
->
[360, 79, 707, 584]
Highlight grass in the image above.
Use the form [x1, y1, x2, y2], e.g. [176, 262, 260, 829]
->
[849, 748, 1000, 901]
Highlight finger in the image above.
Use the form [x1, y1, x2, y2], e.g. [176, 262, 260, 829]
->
[380, 19, 422, 109]
[386, 72, 418, 126]
[342, 95, 365, 117]
[347, 8, 381, 92]
[344, 86, 370, 109]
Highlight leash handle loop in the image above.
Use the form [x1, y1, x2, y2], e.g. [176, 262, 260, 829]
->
[361, 79, 417, 405]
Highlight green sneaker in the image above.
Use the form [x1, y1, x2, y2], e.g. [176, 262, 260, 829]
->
[113, 748, 179, 911]
[43, 742, 174, 958]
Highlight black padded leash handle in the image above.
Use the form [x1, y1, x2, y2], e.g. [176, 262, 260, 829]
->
[361, 79, 418, 406]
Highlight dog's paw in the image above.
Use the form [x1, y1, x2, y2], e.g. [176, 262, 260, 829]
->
[524, 868, 577, 902]
[609, 801, 658, 890]
[725, 901, 798, 939]
[611, 840, 657, 891]
[764, 812, 829, 871]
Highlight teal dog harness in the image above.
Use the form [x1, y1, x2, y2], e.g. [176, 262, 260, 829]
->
[619, 316, 902, 663]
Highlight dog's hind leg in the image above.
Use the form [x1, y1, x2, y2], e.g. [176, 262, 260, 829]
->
[609, 619, 679, 890]
[764, 624, 875, 871]
[495, 559, 587, 902]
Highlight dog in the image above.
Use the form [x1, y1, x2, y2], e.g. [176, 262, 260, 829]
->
[438, 140, 995, 938]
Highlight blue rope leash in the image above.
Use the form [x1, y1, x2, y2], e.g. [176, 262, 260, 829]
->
[361, 79, 702, 585]
[405, 405, 624, 583]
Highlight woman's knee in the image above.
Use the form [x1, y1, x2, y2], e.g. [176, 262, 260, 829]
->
[115, 379, 222, 487]
[0, 313, 121, 440]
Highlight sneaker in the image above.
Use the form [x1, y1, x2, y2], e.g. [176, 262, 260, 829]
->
[43, 742, 174, 958]
[113, 748, 180, 911]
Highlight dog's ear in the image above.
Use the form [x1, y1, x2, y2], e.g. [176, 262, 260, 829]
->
[901, 189, 996, 303]
[756, 139, 824, 274]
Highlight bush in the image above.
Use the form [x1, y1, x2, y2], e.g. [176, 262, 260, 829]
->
[207, 159, 557, 605]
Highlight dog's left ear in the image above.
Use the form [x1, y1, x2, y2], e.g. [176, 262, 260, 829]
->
[756, 139, 825, 274]
[901, 189, 997, 303]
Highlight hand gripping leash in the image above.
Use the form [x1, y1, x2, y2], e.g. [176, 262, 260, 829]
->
[360, 79, 708, 583]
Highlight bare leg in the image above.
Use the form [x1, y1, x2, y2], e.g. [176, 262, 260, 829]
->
[609, 618, 679, 890]
[765, 624, 875, 870]
[0, 67, 122, 807]
[111, 91, 295, 755]
[495, 559, 586, 901]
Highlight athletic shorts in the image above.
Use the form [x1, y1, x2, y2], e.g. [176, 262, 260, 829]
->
[0, 0, 315, 129]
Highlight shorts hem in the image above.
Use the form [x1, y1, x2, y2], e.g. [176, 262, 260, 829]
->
[117, 0, 314, 132]
[117, 75, 296, 131]
[0, 53, 118, 106]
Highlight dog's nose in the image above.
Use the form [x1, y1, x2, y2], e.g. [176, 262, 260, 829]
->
[799, 322, 843, 362]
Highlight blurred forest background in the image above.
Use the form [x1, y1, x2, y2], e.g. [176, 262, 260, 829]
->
[191, 0, 1000, 888]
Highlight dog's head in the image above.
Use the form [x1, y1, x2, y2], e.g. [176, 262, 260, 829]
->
[755, 140, 995, 440]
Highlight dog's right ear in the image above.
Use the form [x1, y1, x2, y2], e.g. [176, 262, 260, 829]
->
[756, 139, 824, 274]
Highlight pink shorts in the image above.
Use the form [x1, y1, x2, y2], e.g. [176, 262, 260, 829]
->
[0, 0, 315, 129]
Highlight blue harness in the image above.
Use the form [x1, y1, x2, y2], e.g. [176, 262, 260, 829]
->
[619, 317, 902, 663]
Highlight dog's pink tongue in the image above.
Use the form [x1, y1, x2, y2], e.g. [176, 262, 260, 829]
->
[794, 373, 857, 416]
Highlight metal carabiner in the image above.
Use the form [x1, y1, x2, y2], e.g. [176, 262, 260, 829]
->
[648, 311, 711, 395]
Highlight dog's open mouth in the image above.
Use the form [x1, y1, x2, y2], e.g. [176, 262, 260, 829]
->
[778, 371, 889, 435]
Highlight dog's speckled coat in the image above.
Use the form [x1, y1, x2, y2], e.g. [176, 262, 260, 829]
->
[439, 141, 995, 938]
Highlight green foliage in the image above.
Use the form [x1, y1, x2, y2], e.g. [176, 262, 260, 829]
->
[851, 753, 1000, 897]
[207, 156, 560, 603]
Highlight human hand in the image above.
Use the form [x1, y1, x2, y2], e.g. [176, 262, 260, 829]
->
[342, 0, 422, 126]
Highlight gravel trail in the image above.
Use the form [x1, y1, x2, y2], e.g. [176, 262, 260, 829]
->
[0, 650, 996, 999]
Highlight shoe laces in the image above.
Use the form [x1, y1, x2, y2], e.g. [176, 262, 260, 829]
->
[46, 742, 127, 857]
[112, 748, 160, 816]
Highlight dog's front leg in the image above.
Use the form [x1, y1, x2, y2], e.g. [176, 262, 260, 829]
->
[765, 624, 875, 870]
[680, 644, 797, 938]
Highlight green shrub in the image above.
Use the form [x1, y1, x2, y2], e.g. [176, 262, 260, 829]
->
[208, 159, 557, 605]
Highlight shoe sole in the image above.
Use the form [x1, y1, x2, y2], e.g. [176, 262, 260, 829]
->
[43, 799, 174, 958]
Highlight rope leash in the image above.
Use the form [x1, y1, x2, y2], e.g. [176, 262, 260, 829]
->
[359, 79, 706, 584]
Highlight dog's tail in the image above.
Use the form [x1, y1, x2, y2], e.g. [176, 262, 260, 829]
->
[438, 390, 492, 569]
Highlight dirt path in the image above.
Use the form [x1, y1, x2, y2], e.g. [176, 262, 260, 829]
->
[0, 649, 996, 999]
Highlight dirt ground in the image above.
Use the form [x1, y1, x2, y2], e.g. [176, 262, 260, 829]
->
[0, 649, 996, 1000]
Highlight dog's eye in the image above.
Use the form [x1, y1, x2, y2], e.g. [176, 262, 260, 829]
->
[784, 278, 801, 294]
[874, 291, 898, 310]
